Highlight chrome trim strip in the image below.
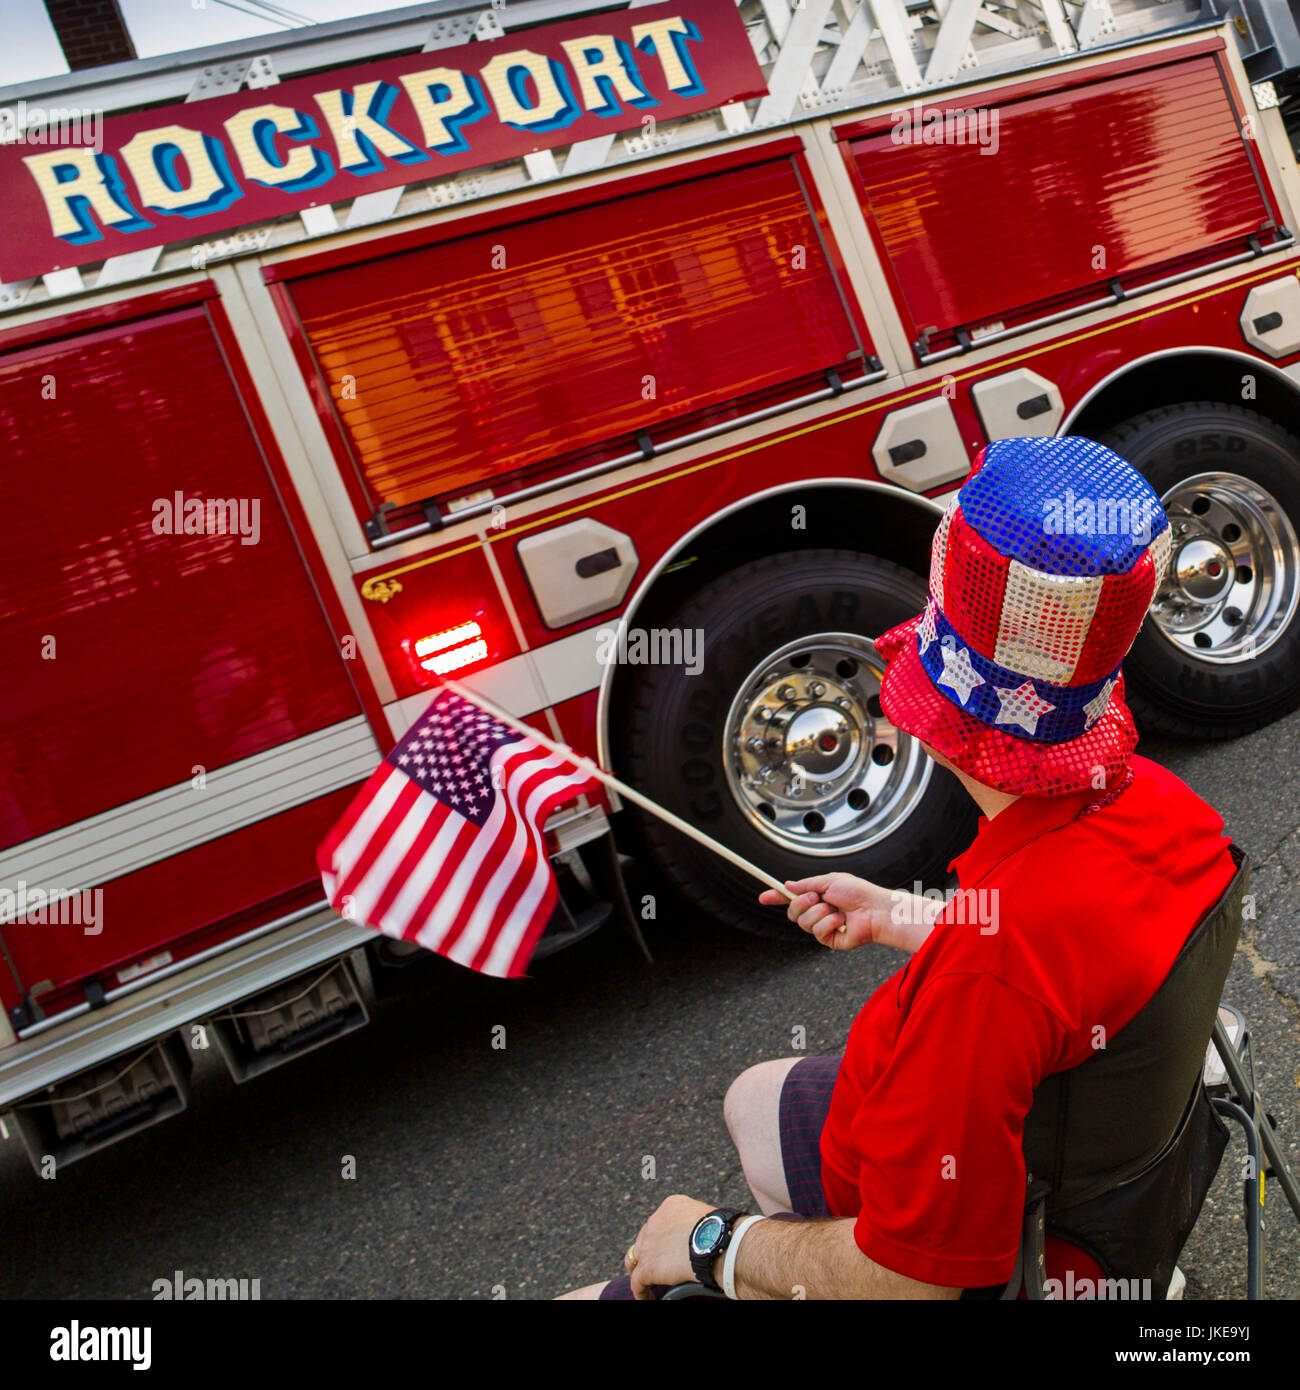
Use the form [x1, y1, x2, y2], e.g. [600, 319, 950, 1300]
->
[368, 369, 890, 549]
[386, 624, 611, 739]
[13, 898, 332, 1040]
[916, 236, 1296, 365]
[0, 907, 370, 1108]
[0, 717, 379, 915]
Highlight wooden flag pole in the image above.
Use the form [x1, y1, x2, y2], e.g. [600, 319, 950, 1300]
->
[440, 676, 798, 904]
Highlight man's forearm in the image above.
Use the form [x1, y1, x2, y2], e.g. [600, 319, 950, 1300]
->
[725, 1216, 962, 1300]
[878, 892, 949, 955]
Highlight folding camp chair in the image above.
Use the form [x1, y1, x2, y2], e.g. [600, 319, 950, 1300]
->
[1000, 1003, 1300, 1300]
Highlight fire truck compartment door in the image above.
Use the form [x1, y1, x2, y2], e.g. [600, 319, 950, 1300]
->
[872, 399, 970, 492]
[847, 50, 1280, 356]
[0, 302, 374, 1009]
[278, 153, 871, 526]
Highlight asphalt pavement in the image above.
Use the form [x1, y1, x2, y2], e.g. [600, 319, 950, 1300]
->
[2, 712, 1299, 1301]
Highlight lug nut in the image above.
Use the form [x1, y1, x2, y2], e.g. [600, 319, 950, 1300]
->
[747, 737, 765, 753]
[808, 681, 825, 698]
[835, 696, 851, 709]
[776, 684, 796, 701]
[754, 707, 772, 724]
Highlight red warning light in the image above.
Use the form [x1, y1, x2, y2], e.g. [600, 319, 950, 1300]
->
[402, 618, 489, 685]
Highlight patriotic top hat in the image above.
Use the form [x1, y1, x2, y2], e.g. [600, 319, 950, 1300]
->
[876, 436, 1172, 797]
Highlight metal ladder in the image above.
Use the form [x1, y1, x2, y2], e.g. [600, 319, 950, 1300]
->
[731, 0, 1209, 130]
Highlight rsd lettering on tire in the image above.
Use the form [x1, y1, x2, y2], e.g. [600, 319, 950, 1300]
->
[616, 549, 975, 939]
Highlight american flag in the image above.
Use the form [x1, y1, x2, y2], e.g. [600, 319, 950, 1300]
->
[318, 689, 599, 978]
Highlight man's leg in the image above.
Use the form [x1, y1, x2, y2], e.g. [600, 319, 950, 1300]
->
[555, 1060, 794, 1301]
[724, 1057, 802, 1215]
[556, 1281, 610, 1299]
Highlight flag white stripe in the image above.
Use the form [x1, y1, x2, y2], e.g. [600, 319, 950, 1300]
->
[479, 778, 583, 977]
[413, 745, 569, 954]
[479, 768, 594, 976]
[346, 785, 438, 927]
[330, 768, 407, 883]
[380, 804, 467, 939]
[445, 766, 588, 972]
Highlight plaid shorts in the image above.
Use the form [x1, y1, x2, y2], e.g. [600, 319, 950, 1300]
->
[596, 1054, 841, 1299]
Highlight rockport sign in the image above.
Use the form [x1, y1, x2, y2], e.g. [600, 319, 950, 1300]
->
[0, 0, 766, 283]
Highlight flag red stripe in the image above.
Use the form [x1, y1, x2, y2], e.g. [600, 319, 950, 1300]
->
[434, 749, 573, 958]
[458, 765, 578, 971]
[333, 776, 424, 911]
[466, 764, 584, 974]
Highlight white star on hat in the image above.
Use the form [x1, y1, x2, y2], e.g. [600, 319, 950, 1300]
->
[1082, 677, 1117, 729]
[917, 603, 937, 655]
[993, 681, 1056, 735]
[936, 641, 985, 705]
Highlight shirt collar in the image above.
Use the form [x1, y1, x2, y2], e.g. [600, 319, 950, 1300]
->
[951, 785, 1095, 887]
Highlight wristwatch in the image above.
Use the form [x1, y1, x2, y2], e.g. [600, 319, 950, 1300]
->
[689, 1208, 744, 1291]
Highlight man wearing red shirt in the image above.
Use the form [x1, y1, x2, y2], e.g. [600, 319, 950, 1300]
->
[562, 436, 1238, 1300]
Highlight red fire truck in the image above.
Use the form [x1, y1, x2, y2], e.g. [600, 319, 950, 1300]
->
[3, 0, 1300, 1168]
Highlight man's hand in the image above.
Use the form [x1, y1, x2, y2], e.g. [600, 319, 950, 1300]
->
[759, 872, 899, 949]
[626, 1195, 717, 1299]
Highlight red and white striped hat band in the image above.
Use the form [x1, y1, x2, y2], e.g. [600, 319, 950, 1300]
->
[875, 437, 1171, 797]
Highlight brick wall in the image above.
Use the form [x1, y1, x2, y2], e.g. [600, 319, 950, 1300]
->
[45, 0, 137, 71]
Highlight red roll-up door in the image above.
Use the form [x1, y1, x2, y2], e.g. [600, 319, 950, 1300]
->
[0, 301, 375, 1011]
[279, 150, 873, 530]
[847, 50, 1279, 355]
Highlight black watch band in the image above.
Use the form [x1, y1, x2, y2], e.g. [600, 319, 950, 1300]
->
[689, 1208, 743, 1291]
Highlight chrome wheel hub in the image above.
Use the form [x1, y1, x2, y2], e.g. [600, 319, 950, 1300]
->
[1151, 472, 1299, 664]
[724, 632, 932, 856]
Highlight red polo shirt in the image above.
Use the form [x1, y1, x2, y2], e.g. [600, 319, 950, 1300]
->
[818, 754, 1237, 1288]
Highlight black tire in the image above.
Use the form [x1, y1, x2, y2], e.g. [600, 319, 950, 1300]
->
[1095, 402, 1300, 738]
[615, 549, 975, 939]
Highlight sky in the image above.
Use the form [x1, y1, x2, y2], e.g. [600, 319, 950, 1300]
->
[0, 0, 440, 87]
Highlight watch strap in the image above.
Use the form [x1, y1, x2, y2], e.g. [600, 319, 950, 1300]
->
[689, 1207, 743, 1291]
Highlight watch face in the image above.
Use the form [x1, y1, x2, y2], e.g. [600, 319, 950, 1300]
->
[692, 1214, 726, 1255]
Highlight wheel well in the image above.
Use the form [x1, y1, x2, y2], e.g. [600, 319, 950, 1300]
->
[602, 482, 939, 762]
[1068, 350, 1300, 444]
